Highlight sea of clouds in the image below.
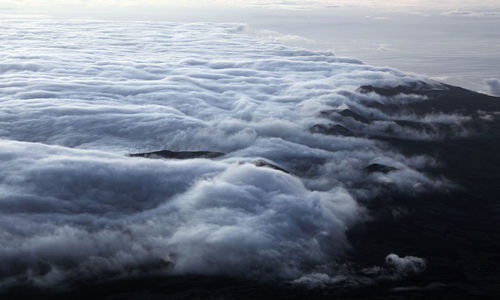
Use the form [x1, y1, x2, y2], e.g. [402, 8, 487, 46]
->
[0, 20, 457, 289]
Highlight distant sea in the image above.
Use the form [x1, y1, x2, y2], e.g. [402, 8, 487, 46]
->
[245, 9, 500, 94]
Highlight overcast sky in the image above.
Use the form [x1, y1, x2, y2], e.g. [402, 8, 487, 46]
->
[3, 0, 500, 17]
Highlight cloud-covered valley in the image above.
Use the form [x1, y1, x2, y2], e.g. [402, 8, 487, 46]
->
[0, 20, 486, 290]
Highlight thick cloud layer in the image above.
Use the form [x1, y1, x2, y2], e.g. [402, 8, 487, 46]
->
[0, 20, 457, 288]
[0, 140, 363, 287]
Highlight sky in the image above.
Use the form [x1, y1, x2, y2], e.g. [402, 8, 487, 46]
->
[2, 0, 500, 15]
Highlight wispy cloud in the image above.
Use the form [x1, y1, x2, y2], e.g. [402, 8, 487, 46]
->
[486, 78, 500, 96]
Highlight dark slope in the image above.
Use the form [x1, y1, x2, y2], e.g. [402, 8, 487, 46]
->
[347, 137, 500, 299]
[347, 83, 500, 298]
[129, 150, 225, 159]
[361, 83, 500, 112]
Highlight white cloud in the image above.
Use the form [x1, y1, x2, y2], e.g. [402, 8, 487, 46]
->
[254, 29, 315, 45]
[485, 78, 500, 96]
[0, 140, 363, 285]
[0, 20, 459, 288]
[292, 253, 426, 288]
[385, 253, 426, 275]
[441, 9, 500, 17]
